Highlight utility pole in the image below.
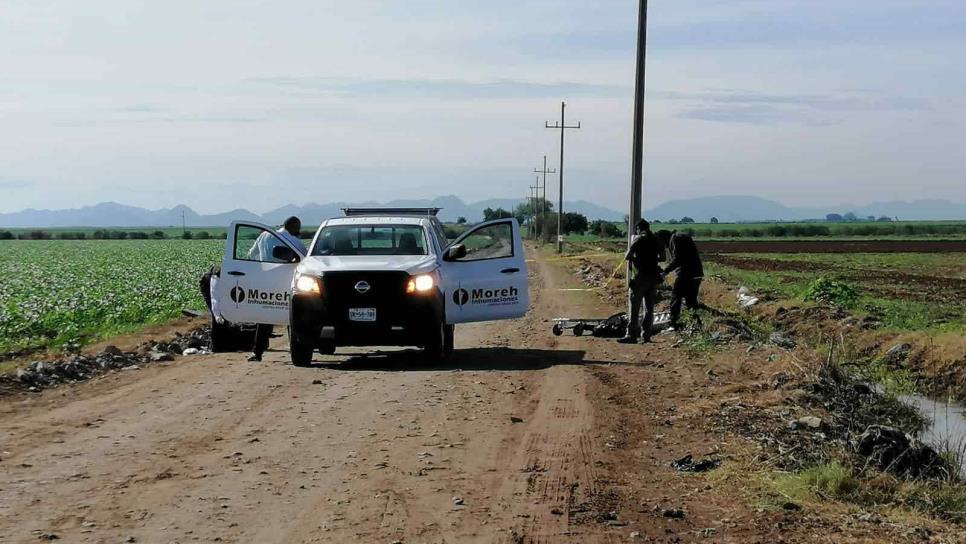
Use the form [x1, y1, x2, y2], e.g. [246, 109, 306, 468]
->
[529, 183, 540, 239]
[628, 0, 648, 287]
[546, 102, 581, 253]
[533, 155, 556, 238]
[182, 210, 186, 237]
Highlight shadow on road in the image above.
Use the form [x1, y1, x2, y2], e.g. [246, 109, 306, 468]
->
[307, 347, 621, 372]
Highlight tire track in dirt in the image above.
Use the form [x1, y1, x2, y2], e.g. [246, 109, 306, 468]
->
[482, 253, 623, 544]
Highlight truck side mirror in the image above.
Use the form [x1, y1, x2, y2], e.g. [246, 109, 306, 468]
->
[444, 244, 467, 261]
[272, 245, 300, 263]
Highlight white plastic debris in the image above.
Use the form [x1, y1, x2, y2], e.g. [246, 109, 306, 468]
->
[182, 348, 209, 356]
[737, 286, 760, 308]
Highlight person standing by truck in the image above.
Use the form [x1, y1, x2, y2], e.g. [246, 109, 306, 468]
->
[619, 219, 664, 344]
[658, 230, 704, 330]
[248, 216, 306, 362]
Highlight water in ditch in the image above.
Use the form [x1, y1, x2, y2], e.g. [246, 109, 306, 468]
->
[900, 393, 966, 472]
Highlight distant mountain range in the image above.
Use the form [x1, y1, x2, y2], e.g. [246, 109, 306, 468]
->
[0, 196, 623, 228]
[1, 195, 962, 228]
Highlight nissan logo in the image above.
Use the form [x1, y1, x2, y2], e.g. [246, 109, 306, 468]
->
[354, 281, 371, 294]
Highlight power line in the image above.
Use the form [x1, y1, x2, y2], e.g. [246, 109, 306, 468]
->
[545, 102, 581, 253]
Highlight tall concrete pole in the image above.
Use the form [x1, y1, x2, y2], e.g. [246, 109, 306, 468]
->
[628, 0, 648, 280]
[557, 102, 565, 253]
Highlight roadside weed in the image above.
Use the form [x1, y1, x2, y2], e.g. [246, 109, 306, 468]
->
[802, 277, 859, 308]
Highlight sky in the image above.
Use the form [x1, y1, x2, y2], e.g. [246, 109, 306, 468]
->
[1, 0, 964, 214]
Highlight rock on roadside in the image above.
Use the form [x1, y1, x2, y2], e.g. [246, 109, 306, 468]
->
[0, 328, 211, 395]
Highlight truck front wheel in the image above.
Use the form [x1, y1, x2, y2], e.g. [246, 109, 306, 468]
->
[290, 332, 314, 367]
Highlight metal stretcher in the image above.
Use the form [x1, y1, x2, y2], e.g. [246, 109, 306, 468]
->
[551, 311, 671, 337]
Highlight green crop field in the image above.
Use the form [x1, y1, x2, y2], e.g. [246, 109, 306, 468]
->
[0, 239, 224, 357]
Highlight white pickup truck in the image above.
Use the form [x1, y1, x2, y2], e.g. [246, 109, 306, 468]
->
[214, 208, 529, 365]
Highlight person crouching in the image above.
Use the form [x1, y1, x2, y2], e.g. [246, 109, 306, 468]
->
[657, 230, 704, 330]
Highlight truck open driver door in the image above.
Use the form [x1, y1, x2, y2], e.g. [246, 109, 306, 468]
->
[440, 218, 529, 323]
[216, 221, 302, 326]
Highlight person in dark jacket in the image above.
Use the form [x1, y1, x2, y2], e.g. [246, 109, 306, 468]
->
[658, 230, 704, 329]
[620, 219, 665, 344]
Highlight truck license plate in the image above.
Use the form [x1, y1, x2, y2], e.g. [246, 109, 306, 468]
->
[349, 308, 377, 322]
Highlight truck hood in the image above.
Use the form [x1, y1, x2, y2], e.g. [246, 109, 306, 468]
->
[297, 254, 438, 276]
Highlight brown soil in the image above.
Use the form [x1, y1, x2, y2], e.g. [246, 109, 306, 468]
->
[705, 254, 966, 303]
[0, 248, 962, 542]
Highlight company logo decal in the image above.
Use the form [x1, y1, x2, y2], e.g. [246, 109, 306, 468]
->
[453, 286, 519, 307]
[453, 288, 469, 306]
[230, 283, 290, 309]
[354, 281, 371, 294]
[230, 286, 246, 303]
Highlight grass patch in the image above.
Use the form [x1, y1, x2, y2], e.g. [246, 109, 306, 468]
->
[766, 464, 966, 523]
[675, 307, 774, 355]
[772, 462, 859, 504]
[704, 262, 802, 298]
[679, 312, 722, 354]
[831, 339, 920, 396]
[853, 359, 919, 397]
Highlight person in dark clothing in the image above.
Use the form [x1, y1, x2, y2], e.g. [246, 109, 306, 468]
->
[657, 230, 705, 329]
[620, 219, 665, 344]
[250, 324, 273, 362]
[248, 216, 304, 362]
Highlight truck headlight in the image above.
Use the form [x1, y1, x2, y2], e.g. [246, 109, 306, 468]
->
[295, 275, 322, 295]
[406, 274, 435, 294]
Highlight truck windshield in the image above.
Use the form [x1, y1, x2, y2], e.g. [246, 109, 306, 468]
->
[311, 225, 428, 256]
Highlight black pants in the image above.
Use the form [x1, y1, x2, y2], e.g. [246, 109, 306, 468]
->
[253, 325, 273, 357]
[627, 274, 660, 339]
[669, 277, 702, 326]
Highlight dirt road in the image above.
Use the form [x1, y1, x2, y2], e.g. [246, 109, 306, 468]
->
[1, 250, 953, 543]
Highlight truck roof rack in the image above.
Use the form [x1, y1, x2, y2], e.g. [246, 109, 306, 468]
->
[342, 207, 441, 217]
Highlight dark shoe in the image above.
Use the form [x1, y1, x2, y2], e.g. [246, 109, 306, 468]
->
[640, 336, 653, 344]
[247, 353, 262, 362]
[617, 336, 639, 344]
